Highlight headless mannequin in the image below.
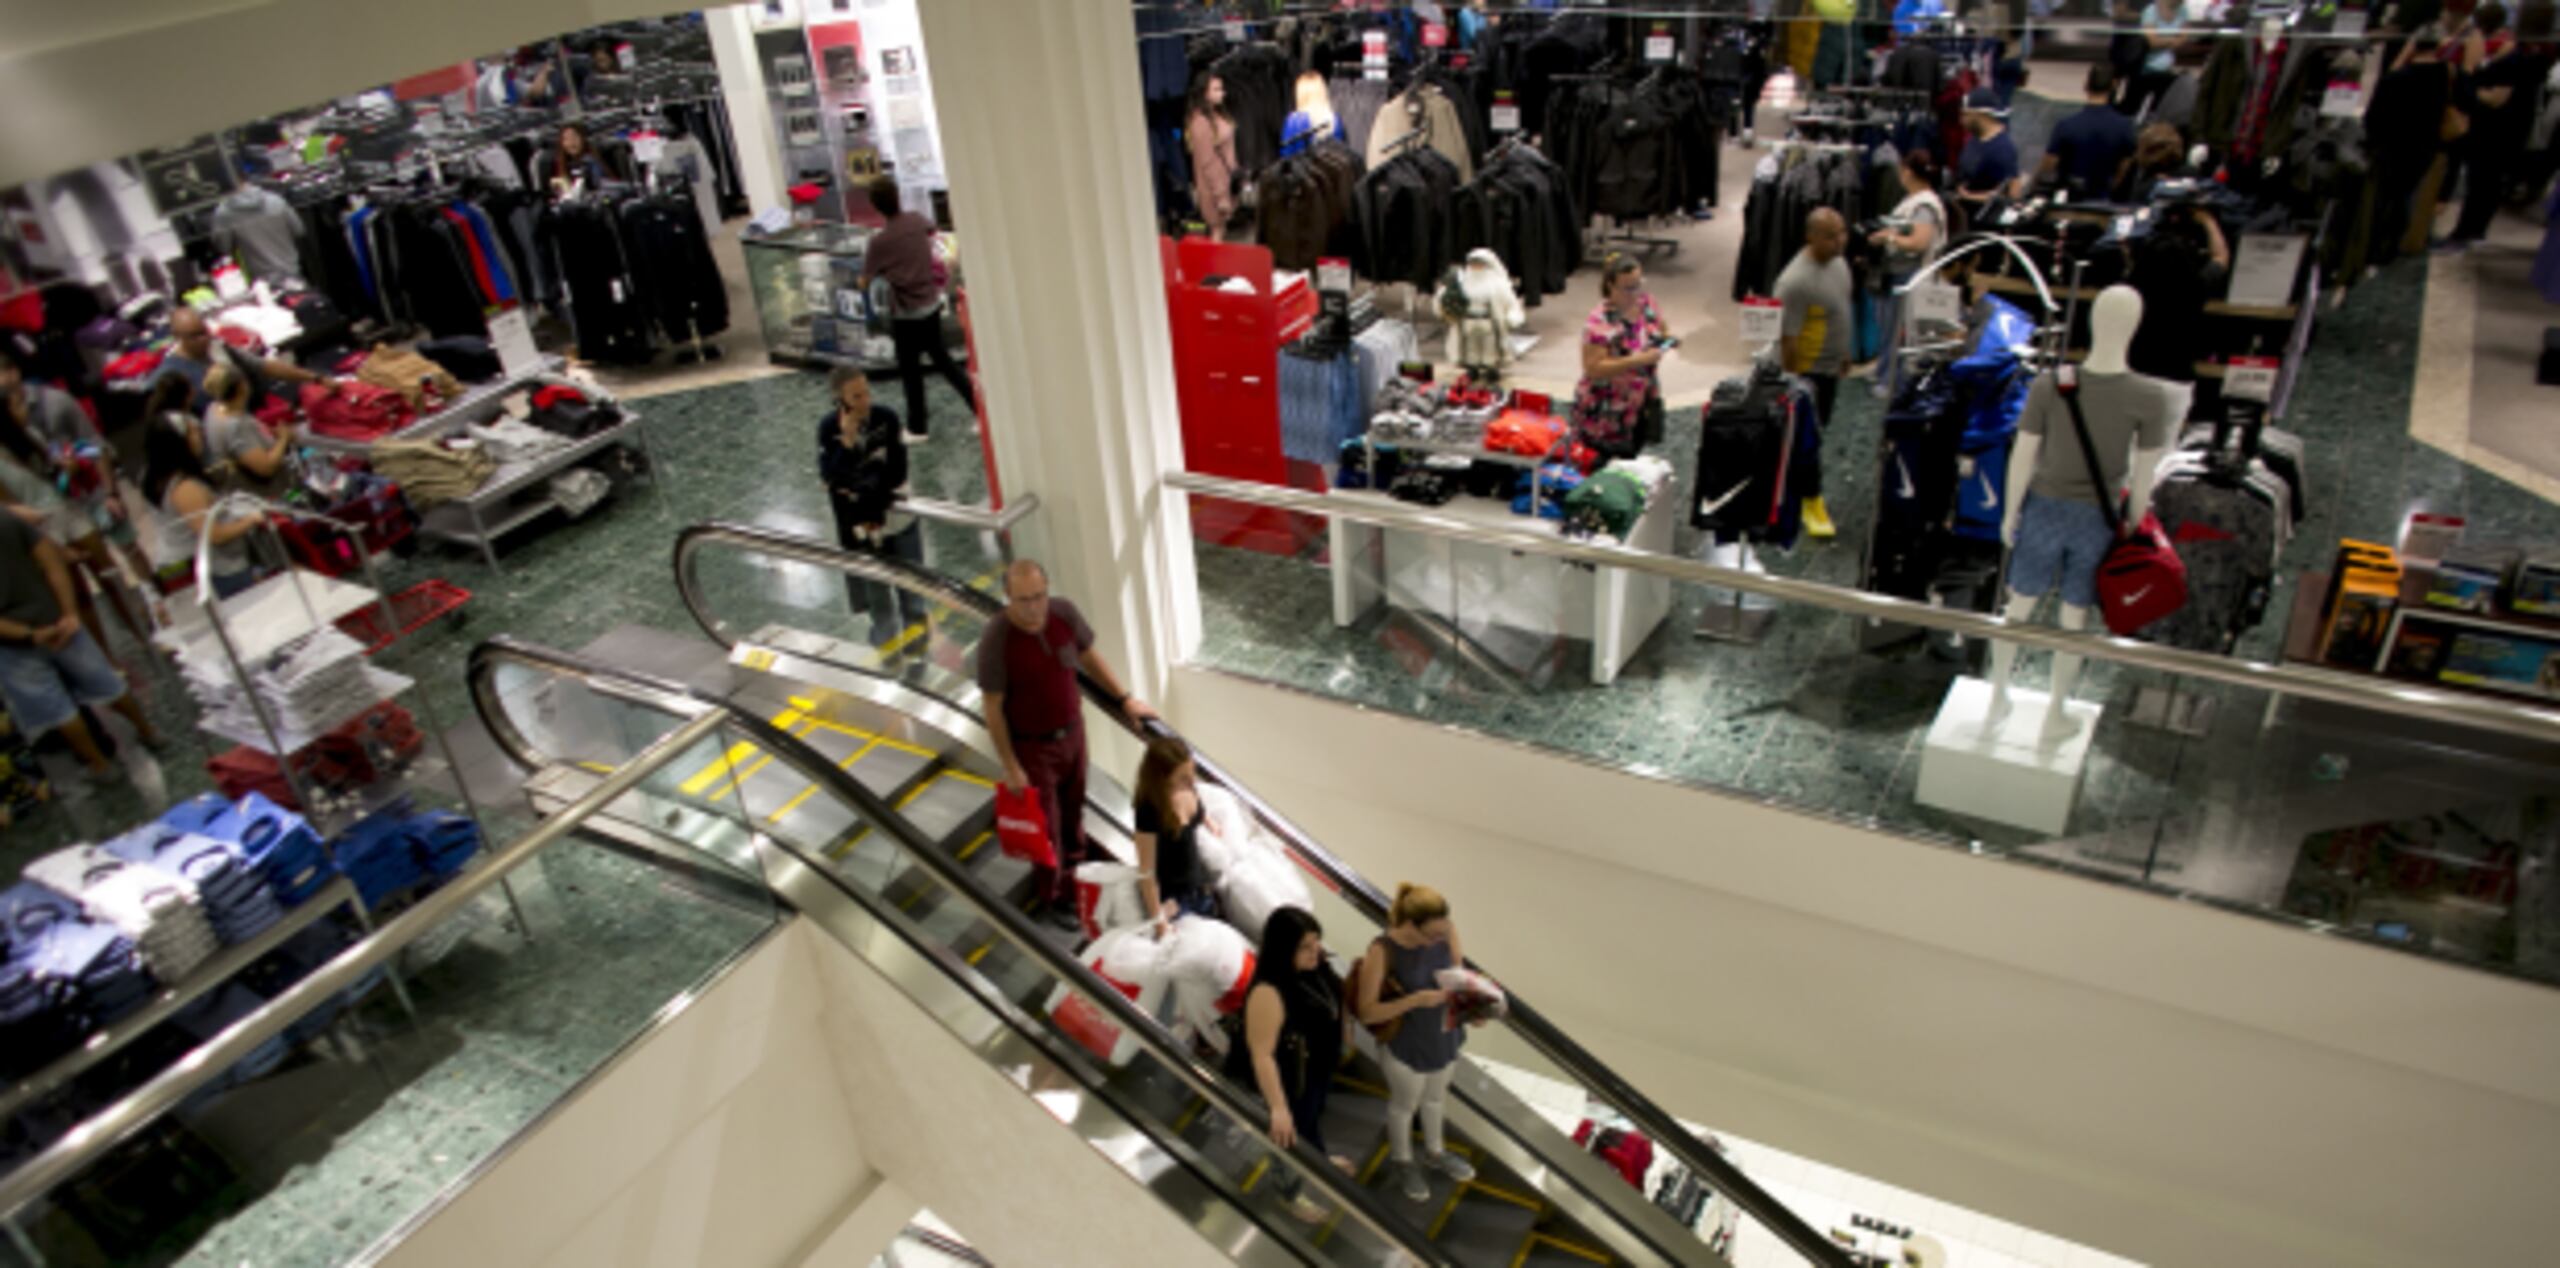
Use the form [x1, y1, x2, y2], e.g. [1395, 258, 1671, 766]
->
[1984, 285, 2179, 744]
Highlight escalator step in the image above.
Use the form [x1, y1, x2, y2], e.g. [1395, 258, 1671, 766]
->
[1518, 1235, 1617, 1267]
[899, 774, 995, 843]
[844, 744, 933, 798]
[1433, 1192, 1541, 1264]
[1317, 1082, 1391, 1163]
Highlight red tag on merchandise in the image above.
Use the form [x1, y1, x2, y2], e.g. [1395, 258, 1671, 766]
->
[1422, 21, 1448, 47]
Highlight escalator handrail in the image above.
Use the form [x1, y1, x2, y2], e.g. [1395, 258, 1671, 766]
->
[0, 708, 735, 1222]
[467, 634, 1461, 1268]
[670, 521, 1854, 1268]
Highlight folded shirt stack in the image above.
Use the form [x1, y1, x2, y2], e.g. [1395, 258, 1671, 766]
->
[332, 799, 431, 906]
[409, 809, 485, 880]
[25, 846, 221, 984]
[182, 629, 381, 749]
[0, 881, 153, 1051]
[193, 793, 339, 906]
[101, 824, 285, 947]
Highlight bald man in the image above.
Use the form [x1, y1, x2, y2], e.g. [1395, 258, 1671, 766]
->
[1774, 206, 1851, 538]
[974, 560, 1156, 929]
[155, 308, 320, 415]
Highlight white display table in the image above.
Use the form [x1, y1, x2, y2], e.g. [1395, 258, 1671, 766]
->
[1326, 485, 1675, 686]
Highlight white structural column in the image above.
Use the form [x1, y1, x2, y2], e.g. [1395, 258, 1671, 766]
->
[705, 5, 788, 216]
[915, 0, 1199, 770]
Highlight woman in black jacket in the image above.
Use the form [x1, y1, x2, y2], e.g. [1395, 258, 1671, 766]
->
[818, 365, 926, 646]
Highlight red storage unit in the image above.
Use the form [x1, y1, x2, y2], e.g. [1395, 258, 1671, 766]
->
[1161, 237, 1323, 556]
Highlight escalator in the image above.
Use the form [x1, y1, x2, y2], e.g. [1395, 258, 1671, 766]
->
[459, 521, 1855, 1268]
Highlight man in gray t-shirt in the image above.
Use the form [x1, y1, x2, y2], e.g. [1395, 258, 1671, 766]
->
[2016, 372, 2179, 506]
[1773, 207, 1853, 538]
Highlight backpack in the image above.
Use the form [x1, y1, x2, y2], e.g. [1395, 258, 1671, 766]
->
[1341, 937, 1405, 1045]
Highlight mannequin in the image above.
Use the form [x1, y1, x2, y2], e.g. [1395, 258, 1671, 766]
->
[1983, 284, 2184, 742]
[1444, 248, 1526, 377]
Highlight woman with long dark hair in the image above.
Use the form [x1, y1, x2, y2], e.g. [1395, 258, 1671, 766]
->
[1184, 74, 1240, 235]
[1229, 905, 1349, 1223]
[142, 413, 261, 599]
[1132, 736, 1220, 936]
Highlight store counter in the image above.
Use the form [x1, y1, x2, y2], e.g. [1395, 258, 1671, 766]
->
[1326, 486, 1676, 686]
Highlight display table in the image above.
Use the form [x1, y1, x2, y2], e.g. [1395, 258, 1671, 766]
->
[1326, 484, 1675, 686]
[414, 413, 651, 570]
[300, 358, 569, 457]
[2281, 568, 2560, 704]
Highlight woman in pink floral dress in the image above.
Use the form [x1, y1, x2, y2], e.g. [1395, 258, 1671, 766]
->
[1572, 254, 1667, 459]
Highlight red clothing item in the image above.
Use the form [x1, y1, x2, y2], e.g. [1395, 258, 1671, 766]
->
[974, 598, 1095, 738]
[440, 209, 500, 306]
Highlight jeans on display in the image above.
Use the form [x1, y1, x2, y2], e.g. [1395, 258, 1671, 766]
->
[890, 313, 975, 436]
[1016, 725, 1089, 907]
[840, 521, 927, 645]
[1873, 271, 1911, 400]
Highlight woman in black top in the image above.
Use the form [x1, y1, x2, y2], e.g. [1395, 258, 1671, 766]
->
[1229, 905, 1348, 1222]
[1133, 736, 1220, 934]
[817, 365, 924, 645]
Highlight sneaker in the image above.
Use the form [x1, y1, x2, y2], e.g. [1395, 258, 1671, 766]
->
[2431, 236, 2475, 255]
[1428, 1151, 1476, 1183]
[1035, 903, 1082, 933]
[1802, 496, 1838, 540]
[1282, 1193, 1328, 1224]
[1395, 1160, 1430, 1203]
[904, 427, 930, 443]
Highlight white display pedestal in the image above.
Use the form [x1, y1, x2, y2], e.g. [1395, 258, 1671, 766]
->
[1327, 487, 1674, 685]
[1914, 676, 2101, 835]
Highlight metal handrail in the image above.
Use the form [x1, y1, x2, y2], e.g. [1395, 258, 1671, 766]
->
[668, 521, 1854, 1268]
[465, 636, 1460, 1268]
[898, 490, 1041, 536]
[0, 707, 732, 1222]
[1167, 470, 2560, 747]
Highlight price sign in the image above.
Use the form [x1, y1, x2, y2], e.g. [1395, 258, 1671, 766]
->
[1910, 281, 1962, 328]
[1646, 32, 1675, 62]
[486, 307, 542, 379]
[835, 287, 867, 321]
[630, 133, 667, 165]
[1315, 257, 1352, 296]
[2320, 78, 2363, 117]
[616, 42, 637, 71]
[1739, 296, 1783, 347]
[1224, 19, 1246, 42]
[2223, 355, 2280, 403]
[2230, 232, 2307, 308]
[1490, 92, 1520, 133]
[1422, 21, 1448, 48]
[1362, 29, 1389, 80]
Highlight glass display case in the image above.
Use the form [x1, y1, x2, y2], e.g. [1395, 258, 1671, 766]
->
[741, 220, 963, 371]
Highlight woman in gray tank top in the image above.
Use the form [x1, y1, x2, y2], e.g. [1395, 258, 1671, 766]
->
[1355, 882, 1478, 1203]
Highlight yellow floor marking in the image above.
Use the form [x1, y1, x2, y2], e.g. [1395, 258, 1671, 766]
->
[1466, 1178, 1544, 1211]
[1425, 1182, 1470, 1239]
[1334, 1075, 1391, 1099]
[1239, 1157, 1270, 1194]
[964, 940, 994, 966]
[954, 830, 993, 862]
[678, 740, 762, 796]
[1356, 1140, 1392, 1185]
[764, 736, 887, 824]
[1172, 1097, 1204, 1135]
[1524, 1231, 1613, 1264]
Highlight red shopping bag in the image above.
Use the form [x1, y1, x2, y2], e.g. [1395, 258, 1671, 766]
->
[993, 783, 1056, 869]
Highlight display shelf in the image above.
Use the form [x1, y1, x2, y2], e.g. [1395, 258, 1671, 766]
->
[0, 876, 361, 1123]
[300, 357, 569, 455]
[196, 665, 415, 756]
[415, 413, 645, 569]
[300, 754, 452, 837]
[158, 568, 382, 665]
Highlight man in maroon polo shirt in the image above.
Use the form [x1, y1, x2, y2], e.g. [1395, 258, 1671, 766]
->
[976, 559, 1155, 928]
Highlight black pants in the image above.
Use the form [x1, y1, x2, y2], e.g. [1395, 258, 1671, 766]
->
[2452, 148, 2511, 242]
[2370, 155, 2429, 267]
[838, 520, 927, 643]
[1805, 373, 1838, 498]
[890, 314, 974, 436]
[2123, 71, 2175, 120]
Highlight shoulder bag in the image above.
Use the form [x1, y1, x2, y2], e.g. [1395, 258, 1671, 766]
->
[2058, 370, 2187, 635]
[1343, 936, 1405, 1044]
